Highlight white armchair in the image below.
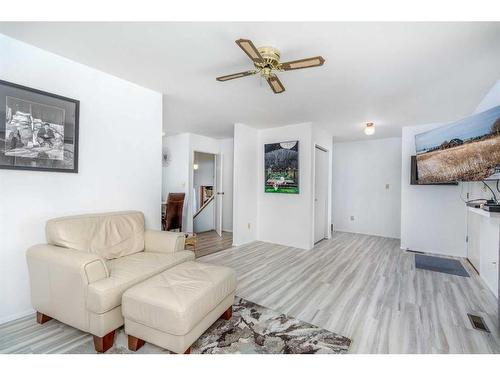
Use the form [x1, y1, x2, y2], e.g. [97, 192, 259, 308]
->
[26, 211, 194, 352]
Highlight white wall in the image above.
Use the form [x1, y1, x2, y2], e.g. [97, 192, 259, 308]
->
[400, 124, 467, 256]
[400, 78, 500, 257]
[0, 35, 163, 323]
[257, 123, 314, 250]
[233, 122, 333, 250]
[163, 133, 234, 233]
[233, 124, 259, 246]
[163, 133, 190, 230]
[333, 137, 402, 239]
[220, 138, 234, 232]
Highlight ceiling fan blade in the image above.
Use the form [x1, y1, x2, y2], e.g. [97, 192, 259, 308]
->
[266, 75, 285, 94]
[280, 56, 325, 71]
[235, 39, 265, 64]
[216, 70, 257, 82]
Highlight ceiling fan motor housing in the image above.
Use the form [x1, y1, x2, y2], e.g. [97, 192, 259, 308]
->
[255, 46, 281, 77]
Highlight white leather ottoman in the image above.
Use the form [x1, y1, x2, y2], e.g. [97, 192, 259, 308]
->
[122, 261, 236, 354]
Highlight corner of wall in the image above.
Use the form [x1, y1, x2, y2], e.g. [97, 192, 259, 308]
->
[232, 123, 259, 246]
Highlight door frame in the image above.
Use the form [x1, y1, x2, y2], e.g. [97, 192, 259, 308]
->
[191, 150, 222, 235]
[214, 153, 223, 236]
[312, 144, 331, 246]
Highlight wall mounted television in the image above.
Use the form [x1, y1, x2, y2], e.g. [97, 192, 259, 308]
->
[414, 105, 500, 183]
[410, 155, 457, 185]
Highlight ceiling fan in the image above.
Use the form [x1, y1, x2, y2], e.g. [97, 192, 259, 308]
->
[216, 38, 325, 94]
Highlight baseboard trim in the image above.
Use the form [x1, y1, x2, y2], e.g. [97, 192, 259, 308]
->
[335, 229, 401, 240]
[0, 308, 35, 325]
[400, 245, 467, 259]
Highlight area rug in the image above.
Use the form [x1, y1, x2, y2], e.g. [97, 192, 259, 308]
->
[415, 254, 470, 277]
[68, 297, 351, 354]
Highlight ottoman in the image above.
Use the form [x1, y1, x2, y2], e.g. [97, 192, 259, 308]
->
[122, 261, 236, 354]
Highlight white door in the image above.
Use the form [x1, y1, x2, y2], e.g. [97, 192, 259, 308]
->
[215, 153, 223, 236]
[314, 146, 328, 243]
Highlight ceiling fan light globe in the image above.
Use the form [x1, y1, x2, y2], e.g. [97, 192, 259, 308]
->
[364, 123, 375, 135]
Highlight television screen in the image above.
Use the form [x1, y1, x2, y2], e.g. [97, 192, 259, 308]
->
[415, 105, 500, 183]
[410, 155, 457, 185]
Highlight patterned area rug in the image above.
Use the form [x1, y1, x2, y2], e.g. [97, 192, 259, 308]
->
[69, 297, 351, 354]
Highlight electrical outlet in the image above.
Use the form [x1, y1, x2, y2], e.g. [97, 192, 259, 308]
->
[247, 223, 251, 230]
[350, 216, 355, 221]
[385, 184, 390, 190]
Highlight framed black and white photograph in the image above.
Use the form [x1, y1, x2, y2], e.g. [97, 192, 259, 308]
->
[0, 80, 79, 173]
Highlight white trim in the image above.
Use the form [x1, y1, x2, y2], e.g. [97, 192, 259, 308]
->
[0, 308, 34, 325]
[336, 228, 401, 240]
[312, 143, 332, 247]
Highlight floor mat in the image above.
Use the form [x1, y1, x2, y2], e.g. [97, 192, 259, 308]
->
[415, 254, 469, 277]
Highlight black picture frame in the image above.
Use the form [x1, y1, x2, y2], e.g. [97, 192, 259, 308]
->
[264, 141, 299, 194]
[0, 79, 79, 173]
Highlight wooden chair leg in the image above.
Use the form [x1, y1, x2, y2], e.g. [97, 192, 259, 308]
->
[36, 312, 52, 324]
[128, 335, 145, 351]
[184, 347, 191, 354]
[221, 306, 232, 320]
[93, 330, 115, 353]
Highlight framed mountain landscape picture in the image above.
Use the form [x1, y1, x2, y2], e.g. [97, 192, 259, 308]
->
[264, 141, 299, 194]
[0, 80, 79, 173]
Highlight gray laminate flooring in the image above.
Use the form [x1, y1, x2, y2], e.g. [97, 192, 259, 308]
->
[1, 232, 498, 354]
[195, 230, 233, 258]
[200, 232, 500, 353]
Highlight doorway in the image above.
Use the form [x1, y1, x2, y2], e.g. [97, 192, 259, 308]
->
[314, 146, 329, 244]
[192, 151, 232, 257]
[193, 151, 216, 233]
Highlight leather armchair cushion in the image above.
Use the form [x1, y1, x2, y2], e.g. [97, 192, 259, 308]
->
[122, 261, 236, 336]
[87, 250, 195, 314]
[46, 211, 145, 259]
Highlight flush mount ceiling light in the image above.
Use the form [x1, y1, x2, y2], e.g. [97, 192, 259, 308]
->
[216, 38, 325, 94]
[364, 122, 375, 135]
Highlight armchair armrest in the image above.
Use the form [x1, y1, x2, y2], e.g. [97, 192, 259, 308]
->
[144, 230, 185, 254]
[26, 244, 108, 331]
[27, 244, 109, 283]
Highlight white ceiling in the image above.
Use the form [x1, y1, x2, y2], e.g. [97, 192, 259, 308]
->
[0, 22, 499, 140]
